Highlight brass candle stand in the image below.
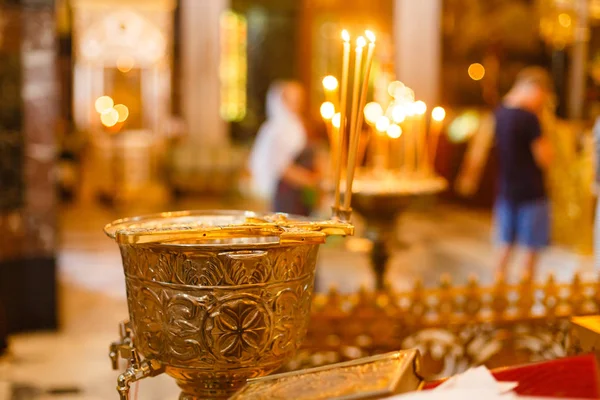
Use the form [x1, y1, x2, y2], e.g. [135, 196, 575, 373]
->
[351, 171, 447, 290]
[319, 72, 449, 291]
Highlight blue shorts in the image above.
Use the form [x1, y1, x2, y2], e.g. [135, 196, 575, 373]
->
[494, 198, 550, 249]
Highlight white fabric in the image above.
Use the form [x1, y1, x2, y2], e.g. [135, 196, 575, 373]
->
[248, 83, 306, 200]
[388, 366, 521, 400]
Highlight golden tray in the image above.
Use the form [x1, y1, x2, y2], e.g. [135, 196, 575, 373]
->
[231, 350, 424, 400]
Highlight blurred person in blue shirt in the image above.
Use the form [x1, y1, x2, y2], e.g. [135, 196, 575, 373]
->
[494, 67, 554, 282]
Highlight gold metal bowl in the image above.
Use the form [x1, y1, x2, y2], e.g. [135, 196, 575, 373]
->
[104, 210, 353, 399]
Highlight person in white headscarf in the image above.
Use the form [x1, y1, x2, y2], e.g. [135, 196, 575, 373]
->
[248, 81, 321, 215]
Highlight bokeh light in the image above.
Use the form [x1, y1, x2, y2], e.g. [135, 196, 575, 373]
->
[116, 55, 135, 73]
[375, 116, 390, 132]
[432, 106, 446, 122]
[322, 75, 339, 91]
[320, 102, 335, 120]
[448, 110, 479, 143]
[388, 81, 404, 98]
[468, 63, 485, 81]
[386, 124, 402, 139]
[100, 108, 119, 127]
[414, 100, 427, 115]
[114, 104, 129, 123]
[391, 105, 406, 123]
[332, 112, 341, 129]
[558, 13, 571, 28]
[95, 96, 114, 114]
[405, 102, 418, 117]
[364, 102, 383, 124]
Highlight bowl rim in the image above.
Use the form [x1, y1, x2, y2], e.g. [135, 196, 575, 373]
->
[104, 209, 354, 246]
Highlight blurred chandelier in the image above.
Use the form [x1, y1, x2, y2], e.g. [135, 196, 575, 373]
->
[537, 0, 600, 49]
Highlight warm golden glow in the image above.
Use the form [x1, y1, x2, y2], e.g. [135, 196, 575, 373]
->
[332, 112, 341, 129]
[356, 36, 366, 48]
[95, 96, 114, 114]
[364, 102, 383, 125]
[101, 108, 119, 127]
[322, 75, 339, 91]
[558, 13, 571, 28]
[414, 100, 427, 115]
[375, 116, 390, 132]
[365, 30, 376, 43]
[116, 55, 135, 73]
[341, 29, 350, 42]
[114, 104, 129, 123]
[391, 105, 406, 123]
[320, 101, 336, 120]
[468, 63, 485, 81]
[432, 106, 446, 122]
[386, 124, 402, 139]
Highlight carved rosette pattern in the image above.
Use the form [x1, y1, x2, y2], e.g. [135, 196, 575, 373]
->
[121, 243, 318, 377]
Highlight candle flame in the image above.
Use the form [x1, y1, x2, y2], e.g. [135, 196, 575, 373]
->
[388, 81, 404, 98]
[95, 95, 114, 114]
[432, 106, 446, 122]
[341, 29, 350, 42]
[414, 100, 427, 115]
[356, 36, 366, 48]
[322, 75, 339, 91]
[386, 124, 402, 139]
[364, 102, 383, 125]
[375, 116, 390, 132]
[365, 30, 376, 43]
[391, 105, 406, 123]
[320, 102, 336, 120]
[332, 112, 341, 129]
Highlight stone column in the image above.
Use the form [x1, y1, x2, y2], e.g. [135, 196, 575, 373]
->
[180, 0, 229, 147]
[0, 0, 59, 336]
[393, 0, 442, 106]
[567, 0, 589, 119]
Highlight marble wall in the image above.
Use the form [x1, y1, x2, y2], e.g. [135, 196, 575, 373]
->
[0, 0, 59, 335]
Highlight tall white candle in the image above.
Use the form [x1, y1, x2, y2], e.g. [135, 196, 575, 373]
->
[343, 35, 367, 210]
[344, 30, 376, 209]
[333, 30, 351, 210]
[429, 106, 446, 172]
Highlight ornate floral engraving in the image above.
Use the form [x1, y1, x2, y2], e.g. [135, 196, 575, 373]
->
[121, 244, 318, 287]
[119, 241, 318, 398]
[206, 298, 270, 361]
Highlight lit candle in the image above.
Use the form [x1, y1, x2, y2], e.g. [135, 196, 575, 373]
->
[429, 106, 446, 173]
[333, 30, 351, 211]
[413, 100, 427, 173]
[320, 101, 336, 147]
[403, 110, 415, 174]
[322, 75, 339, 106]
[344, 34, 370, 210]
[364, 102, 383, 168]
[375, 115, 390, 169]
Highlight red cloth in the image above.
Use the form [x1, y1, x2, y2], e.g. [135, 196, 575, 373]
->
[423, 354, 600, 398]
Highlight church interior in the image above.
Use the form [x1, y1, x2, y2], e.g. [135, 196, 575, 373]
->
[3, 0, 600, 399]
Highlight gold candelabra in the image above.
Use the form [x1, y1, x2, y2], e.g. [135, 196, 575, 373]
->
[320, 75, 448, 289]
